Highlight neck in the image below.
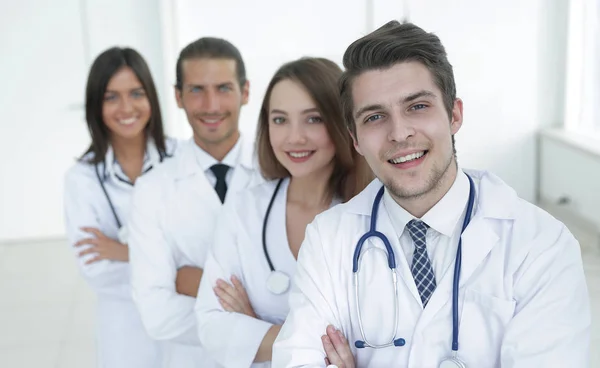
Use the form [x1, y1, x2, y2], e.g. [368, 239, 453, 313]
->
[194, 131, 240, 162]
[391, 161, 458, 218]
[287, 163, 334, 208]
[111, 134, 146, 163]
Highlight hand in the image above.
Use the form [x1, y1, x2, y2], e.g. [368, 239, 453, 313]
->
[214, 275, 257, 318]
[75, 227, 129, 264]
[322, 325, 355, 368]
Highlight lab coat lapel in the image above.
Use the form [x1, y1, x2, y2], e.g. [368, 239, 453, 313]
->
[416, 216, 500, 328]
[226, 137, 257, 196]
[176, 140, 221, 208]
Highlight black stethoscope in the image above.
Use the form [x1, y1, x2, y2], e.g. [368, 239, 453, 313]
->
[352, 174, 475, 368]
[262, 178, 292, 295]
[93, 152, 164, 244]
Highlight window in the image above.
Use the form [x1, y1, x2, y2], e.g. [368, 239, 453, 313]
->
[564, 0, 600, 137]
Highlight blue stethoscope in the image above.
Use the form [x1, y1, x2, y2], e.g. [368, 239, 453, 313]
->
[352, 174, 475, 368]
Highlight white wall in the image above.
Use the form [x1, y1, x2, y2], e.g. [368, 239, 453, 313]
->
[0, 0, 164, 242]
[166, 0, 372, 143]
[402, 0, 568, 203]
[0, 0, 573, 241]
[540, 130, 600, 232]
[168, 0, 569, 204]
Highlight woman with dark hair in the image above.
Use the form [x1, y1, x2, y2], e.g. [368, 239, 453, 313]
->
[194, 57, 373, 367]
[63, 47, 177, 367]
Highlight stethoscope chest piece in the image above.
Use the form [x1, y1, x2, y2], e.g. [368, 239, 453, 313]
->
[439, 356, 467, 368]
[266, 270, 290, 295]
[118, 226, 129, 244]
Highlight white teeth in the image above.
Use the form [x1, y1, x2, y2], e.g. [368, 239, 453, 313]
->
[119, 117, 137, 125]
[288, 151, 312, 158]
[390, 151, 425, 164]
[201, 118, 223, 124]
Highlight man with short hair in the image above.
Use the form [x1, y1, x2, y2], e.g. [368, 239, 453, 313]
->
[273, 21, 590, 368]
[128, 37, 262, 367]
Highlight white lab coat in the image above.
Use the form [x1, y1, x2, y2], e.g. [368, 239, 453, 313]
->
[128, 137, 263, 368]
[195, 178, 297, 368]
[63, 138, 178, 368]
[273, 169, 591, 368]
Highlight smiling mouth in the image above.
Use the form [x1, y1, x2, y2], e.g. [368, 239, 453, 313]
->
[288, 151, 314, 158]
[199, 115, 227, 125]
[118, 117, 138, 126]
[388, 151, 427, 164]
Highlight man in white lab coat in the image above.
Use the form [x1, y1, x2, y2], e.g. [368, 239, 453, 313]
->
[272, 21, 591, 368]
[127, 38, 262, 367]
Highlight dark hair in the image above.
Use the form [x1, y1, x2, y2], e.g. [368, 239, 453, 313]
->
[81, 47, 167, 164]
[255, 57, 373, 202]
[340, 21, 456, 136]
[175, 37, 246, 90]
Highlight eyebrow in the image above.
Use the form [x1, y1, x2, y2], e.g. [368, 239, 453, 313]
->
[354, 90, 437, 119]
[185, 81, 235, 88]
[105, 87, 144, 94]
[354, 104, 385, 120]
[270, 107, 320, 115]
[402, 90, 436, 103]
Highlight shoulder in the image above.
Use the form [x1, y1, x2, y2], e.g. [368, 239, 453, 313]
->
[163, 136, 182, 157]
[227, 178, 283, 215]
[471, 169, 577, 256]
[135, 147, 183, 197]
[64, 156, 99, 187]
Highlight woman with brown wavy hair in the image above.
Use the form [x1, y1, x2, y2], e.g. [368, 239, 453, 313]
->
[194, 57, 372, 367]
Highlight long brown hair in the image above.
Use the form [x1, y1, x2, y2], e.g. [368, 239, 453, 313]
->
[81, 47, 167, 163]
[255, 57, 373, 202]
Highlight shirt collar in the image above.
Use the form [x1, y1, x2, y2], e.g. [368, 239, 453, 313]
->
[192, 136, 242, 172]
[383, 169, 470, 237]
[103, 139, 160, 179]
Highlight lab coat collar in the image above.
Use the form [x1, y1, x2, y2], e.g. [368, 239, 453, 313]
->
[101, 138, 162, 181]
[175, 134, 255, 180]
[345, 168, 517, 221]
[382, 169, 470, 238]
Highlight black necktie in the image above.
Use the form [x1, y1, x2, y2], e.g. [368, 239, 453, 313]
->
[210, 164, 230, 203]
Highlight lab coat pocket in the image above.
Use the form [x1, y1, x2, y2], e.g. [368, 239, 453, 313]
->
[459, 288, 515, 366]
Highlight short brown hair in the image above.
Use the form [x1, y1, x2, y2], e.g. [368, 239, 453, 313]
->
[175, 37, 246, 90]
[256, 57, 373, 202]
[340, 21, 456, 136]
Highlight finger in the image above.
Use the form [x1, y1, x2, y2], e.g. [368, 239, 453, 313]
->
[84, 255, 104, 265]
[322, 335, 342, 365]
[80, 227, 105, 239]
[74, 238, 99, 247]
[78, 247, 99, 257]
[218, 297, 236, 312]
[230, 275, 248, 297]
[325, 357, 331, 366]
[326, 325, 338, 340]
[213, 286, 242, 311]
[330, 328, 353, 364]
[215, 279, 239, 300]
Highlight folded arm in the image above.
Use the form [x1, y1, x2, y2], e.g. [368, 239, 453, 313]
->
[128, 177, 200, 345]
[272, 220, 346, 367]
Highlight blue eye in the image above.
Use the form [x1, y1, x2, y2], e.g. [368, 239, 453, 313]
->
[104, 94, 117, 102]
[307, 116, 323, 124]
[132, 90, 146, 98]
[272, 117, 285, 124]
[365, 114, 383, 123]
[219, 85, 232, 92]
[411, 104, 427, 111]
[190, 86, 201, 93]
